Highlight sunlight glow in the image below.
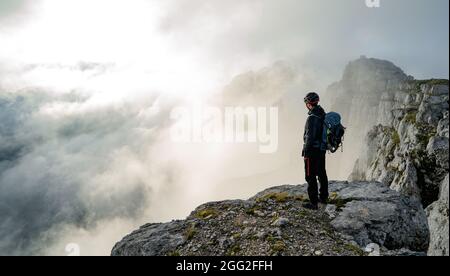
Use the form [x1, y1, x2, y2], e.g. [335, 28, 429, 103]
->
[0, 0, 218, 101]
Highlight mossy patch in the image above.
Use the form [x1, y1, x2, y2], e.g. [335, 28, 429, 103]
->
[404, 111, 417, 124]
[343, 243, 365, 256]
[298, 209, 309, 219]
[245, 206, 260, 216]
[271, 241, 286, 254]
[293, 194, 308, 202]
[257, 192, 291, 203]
[168, 250, 181, 256]
[266, 235, 276, 243]
[195, 208, 219, 219]
[328, 192, 352, 211]
[414, 79, 449, 86]
[415, 123, 436, 148]
[184, 224, 197, 241]
[227, 244, 241, 256]
[391, 130, 400, 146]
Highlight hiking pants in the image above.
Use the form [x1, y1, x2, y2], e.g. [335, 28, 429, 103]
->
[304, 152, 329, 205]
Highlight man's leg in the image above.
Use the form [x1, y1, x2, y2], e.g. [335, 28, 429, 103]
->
[318, 153, 329, 202]
[304, 156, 319, 205]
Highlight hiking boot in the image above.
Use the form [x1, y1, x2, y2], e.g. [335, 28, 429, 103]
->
[302, 203, 319, 210]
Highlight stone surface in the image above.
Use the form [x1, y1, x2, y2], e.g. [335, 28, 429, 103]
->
[349, 79, 448, 207]
[111, 221, 186, 256]
[112, 181, 429, 256]
[426, 174, 449, 256]
[343, 68, 448, 256]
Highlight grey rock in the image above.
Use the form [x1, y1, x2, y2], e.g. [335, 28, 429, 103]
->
[427, 136, 449, 170]
[271, 217, 289, 227]
[345, 77, 447, 255]
[364, 243, 381, 256]
[429, 85, 449, 96]
[390, 159, 421, 200]
[256, 230, 267, 239]
[242, 227, 252, 237]
[382, 248, 428, 256]
[254, 210, 265, 217]
[112, 181, 426, 256]
[325, 204, 337, 219]
[437, 112, 449, 138]
[218, 237, 232, 249]
[426, 174, 449, 256]
[331, 197, 428, 251]
[111, 221, 186, 256]
[349, 80, 448, 207]
[252, 181, 428, 251]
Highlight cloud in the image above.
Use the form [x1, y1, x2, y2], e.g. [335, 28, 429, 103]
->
[160, 0, 449, 79]
[0, 90, 164, 255]
[0, 58, 316, 255]
[0, 0, 28, 18]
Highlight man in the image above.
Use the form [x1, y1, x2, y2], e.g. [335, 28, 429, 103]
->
[302, 92, 329, 210]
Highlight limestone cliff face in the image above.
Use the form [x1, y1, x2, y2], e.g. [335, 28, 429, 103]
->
[342, 58, 449, 256]
[350, 81, 449, 206]
[329, 57, 411, 126]
[326, 56, 413, 176]
[427, 174, 449, 256]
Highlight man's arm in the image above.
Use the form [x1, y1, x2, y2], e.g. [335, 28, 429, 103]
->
[303, 115, 320, 157]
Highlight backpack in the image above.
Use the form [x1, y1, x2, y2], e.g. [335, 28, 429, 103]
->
[321, 112, 346, 153]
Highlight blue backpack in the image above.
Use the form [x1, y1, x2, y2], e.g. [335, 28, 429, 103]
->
[321, 112, 346, 153]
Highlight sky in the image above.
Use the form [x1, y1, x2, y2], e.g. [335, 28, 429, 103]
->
[0, 0, 449, 84]
[0, 0, 448, 256]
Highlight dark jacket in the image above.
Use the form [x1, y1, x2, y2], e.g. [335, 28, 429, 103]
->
[302, 105, 326, 157]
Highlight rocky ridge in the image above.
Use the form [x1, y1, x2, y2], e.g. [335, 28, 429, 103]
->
[112, 181, 428, 256]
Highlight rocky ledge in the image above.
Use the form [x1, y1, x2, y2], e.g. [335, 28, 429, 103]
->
[111, 181, 429, 256]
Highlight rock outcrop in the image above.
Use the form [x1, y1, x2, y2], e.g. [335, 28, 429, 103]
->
[112, 181, 429, 256]
[426, 174, 449, 256]
[326, 56, 413, 176]
[350, 80, 449, 206]
[333, 57, 448, 256]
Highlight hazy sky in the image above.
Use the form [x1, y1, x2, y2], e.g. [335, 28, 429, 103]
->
[0, 0, 448, 81]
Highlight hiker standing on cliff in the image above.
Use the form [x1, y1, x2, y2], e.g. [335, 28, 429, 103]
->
[302, 92, 329, 210]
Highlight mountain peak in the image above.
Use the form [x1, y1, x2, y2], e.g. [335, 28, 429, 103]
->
[341, 57, 411, 90]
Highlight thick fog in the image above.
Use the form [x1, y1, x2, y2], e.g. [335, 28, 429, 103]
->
[0, 0, 448, 255]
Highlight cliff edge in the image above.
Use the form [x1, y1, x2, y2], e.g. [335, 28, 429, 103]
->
[111, 181, 428, 256]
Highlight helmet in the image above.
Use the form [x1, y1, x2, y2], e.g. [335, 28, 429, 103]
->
[304, 92, 320, 105]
